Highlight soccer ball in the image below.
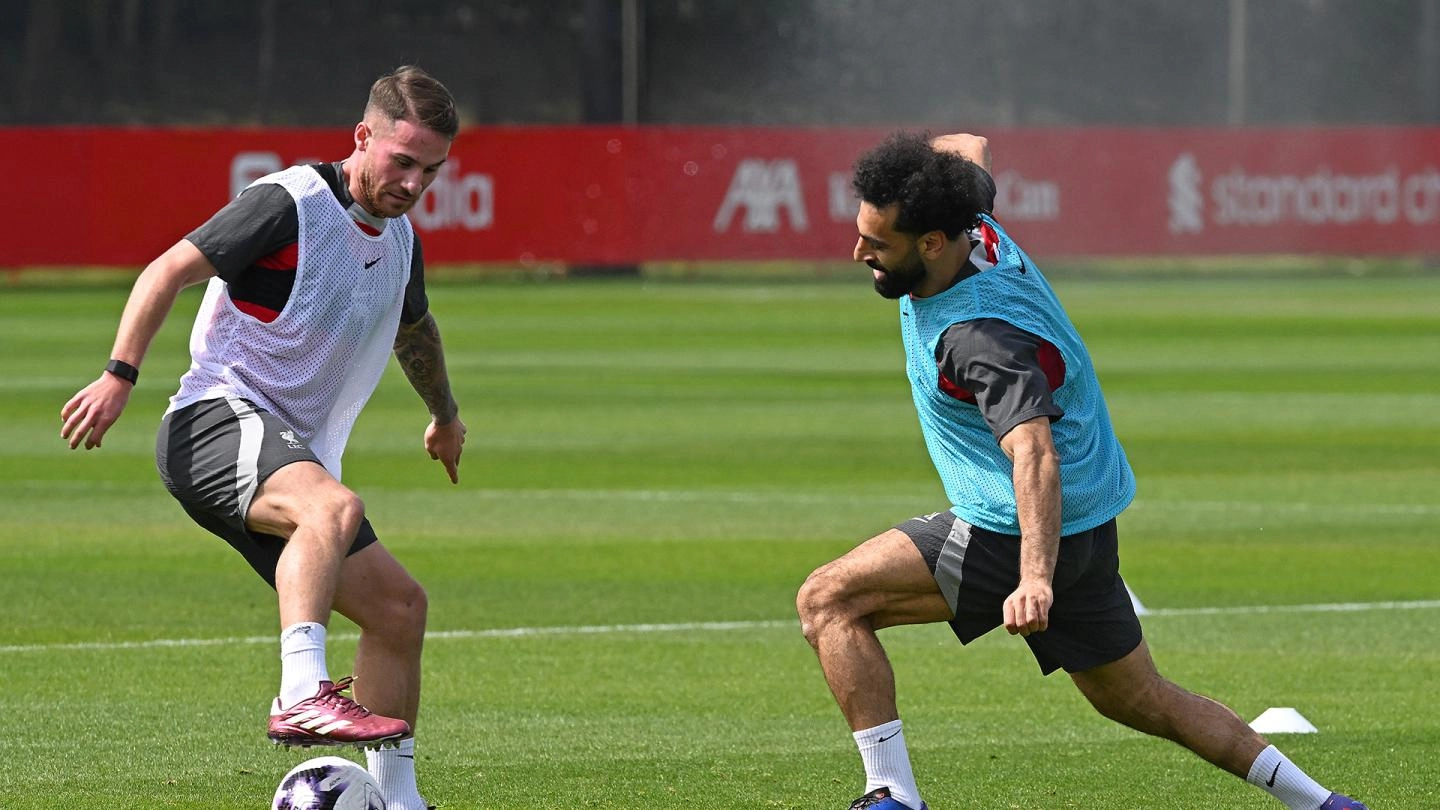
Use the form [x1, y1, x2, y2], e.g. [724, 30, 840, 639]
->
[271, 756, 386, 810]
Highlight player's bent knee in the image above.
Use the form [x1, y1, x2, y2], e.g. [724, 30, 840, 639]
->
[329, 489, 366, 529]
[258, 482, 367, 542]
[795, 567, 831, 616]
[386, 584, 428, 640]
[401, 580, 428, 627]
[796, 565, 855, 642]
[376, 570, 426, 614]
[349, 579, 427, 638]
[304, 488, 366, 544]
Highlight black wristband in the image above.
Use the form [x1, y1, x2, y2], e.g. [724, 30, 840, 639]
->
[105, 359, 139, 385]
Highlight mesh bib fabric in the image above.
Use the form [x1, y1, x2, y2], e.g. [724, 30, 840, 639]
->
[168, 166, 414, 479]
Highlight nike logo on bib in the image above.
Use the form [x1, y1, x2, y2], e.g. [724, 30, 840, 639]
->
[364, 257, 382, 269]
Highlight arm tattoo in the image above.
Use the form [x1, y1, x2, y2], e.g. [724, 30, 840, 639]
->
[393, 312, 459, 424]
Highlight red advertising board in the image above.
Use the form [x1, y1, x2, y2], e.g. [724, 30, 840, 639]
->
[3, 125, 1438, 267]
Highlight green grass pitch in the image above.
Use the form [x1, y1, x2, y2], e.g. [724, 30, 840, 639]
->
[0, 270, 1436, 808]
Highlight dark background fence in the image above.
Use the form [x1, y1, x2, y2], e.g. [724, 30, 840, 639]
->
[5, 0, 1438, 128]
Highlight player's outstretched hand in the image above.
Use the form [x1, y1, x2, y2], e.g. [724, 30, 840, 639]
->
[425, 416, 467, 484]
[60, 374, 133, 450]
[930, 133, 992, 171]
[1002, 578, 1053, 637]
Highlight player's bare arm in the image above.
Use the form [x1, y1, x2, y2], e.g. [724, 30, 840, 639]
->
[60, 240, 218, 450]
[999, 416, 1062, 636]
[394, 311, 466, 483]
[931, 133, 993, 173]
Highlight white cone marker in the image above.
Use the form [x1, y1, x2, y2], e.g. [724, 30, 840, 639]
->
[1250, 707, 1319, 734]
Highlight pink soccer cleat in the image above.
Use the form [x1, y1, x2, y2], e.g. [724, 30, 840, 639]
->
[267, 676, 410, 750]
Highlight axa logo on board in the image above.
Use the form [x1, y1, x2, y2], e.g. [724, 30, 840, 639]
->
[716, 159, 1060, 234]
[714, 159, 810, 233]
[230, 152, 494, 231]
[1168, 152, 1440, 233]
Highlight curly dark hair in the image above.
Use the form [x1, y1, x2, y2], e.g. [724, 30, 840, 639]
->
[851, 131, 988, 239]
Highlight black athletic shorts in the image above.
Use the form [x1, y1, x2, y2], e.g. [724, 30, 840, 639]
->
[155, 396, 378, 588]
[896, 510, 1141, 675]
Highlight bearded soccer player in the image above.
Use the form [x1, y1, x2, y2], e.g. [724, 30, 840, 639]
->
[61, 65, 465, 810]
[795, 131, 1368, 810]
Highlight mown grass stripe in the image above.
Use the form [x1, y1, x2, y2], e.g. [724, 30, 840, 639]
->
[5, 599, 1437, 655]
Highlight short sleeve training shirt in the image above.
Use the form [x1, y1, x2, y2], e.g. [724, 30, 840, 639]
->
[935, 319, 1065, 441]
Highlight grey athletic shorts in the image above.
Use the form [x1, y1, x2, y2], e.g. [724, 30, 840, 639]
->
[896, 510, 1141, 675]
[155, 396, 378, 588]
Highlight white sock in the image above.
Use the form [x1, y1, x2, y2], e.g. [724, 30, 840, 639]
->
[278, 622, 330, 709]
[1246, 745, 1331, 810]
[854, 720, 922, 809]
[368, 736, 426, 810]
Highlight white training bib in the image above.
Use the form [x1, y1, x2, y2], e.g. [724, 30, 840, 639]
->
[169, 166, 414, 479]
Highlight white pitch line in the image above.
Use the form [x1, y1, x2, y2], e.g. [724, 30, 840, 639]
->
[424, 619, 794, 641]
[0, 620, 793, 655]
[1142, 599, 1440, 617]
[3, 600, 1438, 656]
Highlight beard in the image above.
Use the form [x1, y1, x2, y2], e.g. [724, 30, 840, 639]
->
[869, 248, 927, 299]
[355, 161, 415, 218]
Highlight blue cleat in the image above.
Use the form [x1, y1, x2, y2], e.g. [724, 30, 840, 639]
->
[1321, 794, 1369, 810]
[848, 787, 927, 810]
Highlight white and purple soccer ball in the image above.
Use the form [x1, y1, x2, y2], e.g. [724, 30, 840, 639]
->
[271, 756, 385, 810]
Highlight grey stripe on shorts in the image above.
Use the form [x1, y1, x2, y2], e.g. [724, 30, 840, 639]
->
[224, 397, 265, 517]
[934, 516, 974, 613]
